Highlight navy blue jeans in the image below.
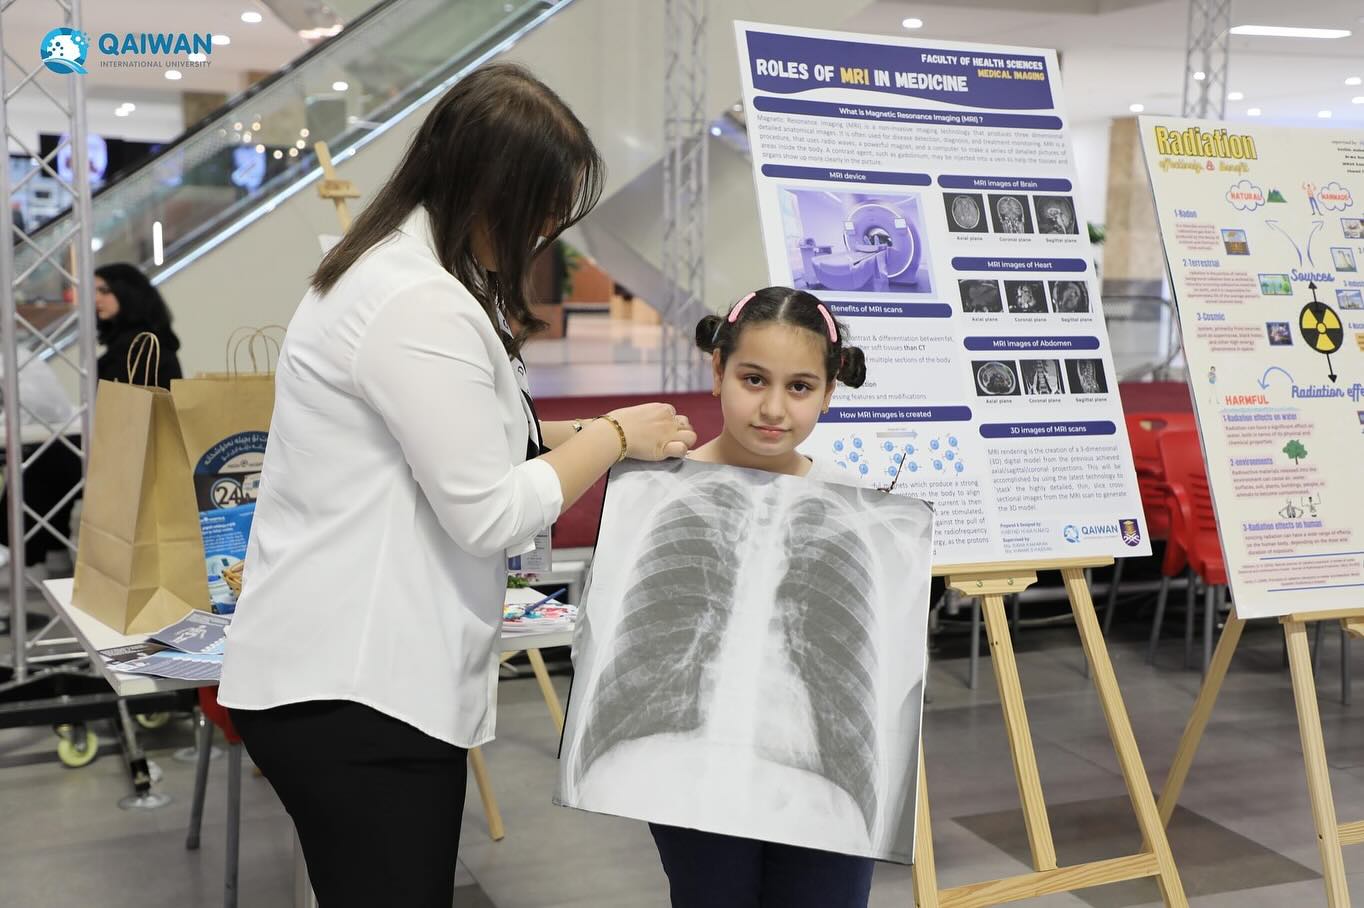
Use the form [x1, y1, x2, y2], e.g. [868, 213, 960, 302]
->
[650, 824, 875, 908]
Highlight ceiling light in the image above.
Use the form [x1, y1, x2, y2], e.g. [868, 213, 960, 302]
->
[1347, 76, 1362, 85]
[299, 127, 310, 138]
[91, 237, 103, 252]
[273, 150, 283, 159]
[242, 131, 252, 142]
[709, 125, 722, 136]
[114, 108, 129, 117]
[1227, 91, 1244, 101]
[241, 10, 263, 23]
[1354, 96, 1364, 104]
[152, 221, 164, 266]
[1319, 109, 1333, 118]
[295, 139, 306, 148]
[251, 120, 261, 131]
[1128, 102, 1145, 112]
[164, 69, 182, 80]
[901, 17, 924, 29]
[332, 80, 349, 92]
[1193, 71, 1206, 81]
[212, 34, 231, 46]
[288, 148, 298, 157]
[255, 144, 265, 153]
[1230, 25, 1351, 39]
[233, 121, 242, 131]
[188, 52, 207, 62]
[1247, 107, 1262, 116]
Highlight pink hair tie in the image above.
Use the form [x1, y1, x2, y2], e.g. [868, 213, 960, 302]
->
[815, 302, 838, 343]
[726, 292, 756, 323]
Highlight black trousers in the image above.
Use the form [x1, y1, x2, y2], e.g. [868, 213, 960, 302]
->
[650, 824, 875, 908]
[230, 700, 469, 908]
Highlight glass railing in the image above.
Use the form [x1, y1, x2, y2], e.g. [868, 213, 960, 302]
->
[15, 0, 569, 305]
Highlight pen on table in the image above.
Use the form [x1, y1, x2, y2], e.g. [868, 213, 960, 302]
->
[524, 587, 567, 616]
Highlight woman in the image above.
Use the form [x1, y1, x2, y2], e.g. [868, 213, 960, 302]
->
[218, 63, 695, 907]
[94, 262, 183, 387]
[0, 263, 180, 571]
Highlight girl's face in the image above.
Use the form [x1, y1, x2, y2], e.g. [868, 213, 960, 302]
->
[94, 278, 118, 321]
[712, 322, 836, 464]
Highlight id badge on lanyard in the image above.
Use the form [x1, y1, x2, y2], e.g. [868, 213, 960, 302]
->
[503, 322, 552, 575]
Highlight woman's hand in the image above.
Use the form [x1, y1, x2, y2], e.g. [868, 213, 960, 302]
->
[606, 403, 697, 460]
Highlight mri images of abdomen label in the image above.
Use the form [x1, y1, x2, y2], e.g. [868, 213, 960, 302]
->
[768, 491, 880, 832]
[573, 477, 753, 780]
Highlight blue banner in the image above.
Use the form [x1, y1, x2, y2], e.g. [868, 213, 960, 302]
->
[938, 174, 1072, 191]
[822, 406, 973, 424]
[760, 164, 932, 185]
[743, 30, 1053, 110]
[825, 301, 954, 319]
[953, 256, 1089, 272]
[963, 336, 1101, 351]
[753, 96, 1062, 130]
[979, 421, 1117, 438]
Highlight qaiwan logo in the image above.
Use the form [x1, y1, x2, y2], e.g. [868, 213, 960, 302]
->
[40, 28, 90, 75]
[40, 28, 216, 75]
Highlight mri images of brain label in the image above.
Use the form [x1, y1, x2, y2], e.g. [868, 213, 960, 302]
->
[573, 476, 753, 780]
[767, 491, 881, 832]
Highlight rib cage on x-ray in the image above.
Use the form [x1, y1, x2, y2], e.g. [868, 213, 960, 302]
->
[770, 494, 880, 830]
[574, 474, 753, 778]
[574, 472, 883, 835]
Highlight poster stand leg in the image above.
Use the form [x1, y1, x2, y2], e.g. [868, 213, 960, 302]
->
[912, 559, 1187, 906]
[1157, 609, 1364, 905]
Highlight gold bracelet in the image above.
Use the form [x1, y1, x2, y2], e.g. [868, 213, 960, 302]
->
[596, 414, 628, 463]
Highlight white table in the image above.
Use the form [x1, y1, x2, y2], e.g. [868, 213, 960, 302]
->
[43, 577, 575, 901]
[40, 578, 206, 696]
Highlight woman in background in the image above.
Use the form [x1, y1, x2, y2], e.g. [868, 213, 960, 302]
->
[94, 262, 182, 387]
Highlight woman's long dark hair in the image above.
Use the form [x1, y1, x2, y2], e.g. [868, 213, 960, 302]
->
[311, 63, 605, 355]
[95, 262, 178, 349]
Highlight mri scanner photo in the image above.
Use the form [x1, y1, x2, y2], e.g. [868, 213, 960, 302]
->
[780, 188, 934, 295]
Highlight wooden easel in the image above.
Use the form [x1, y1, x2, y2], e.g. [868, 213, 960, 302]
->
[1156, 608, 1364, 906]
[911, 557, 1189, 907]
[313, 141, 508, 841]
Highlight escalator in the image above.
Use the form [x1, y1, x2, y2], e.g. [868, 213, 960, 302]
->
[17, 0, 574, 306]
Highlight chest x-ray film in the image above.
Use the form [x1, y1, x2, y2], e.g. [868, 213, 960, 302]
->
[555, 459, 934, 863]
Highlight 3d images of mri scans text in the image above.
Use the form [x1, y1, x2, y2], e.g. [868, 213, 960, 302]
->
[558, 460, 934, 861]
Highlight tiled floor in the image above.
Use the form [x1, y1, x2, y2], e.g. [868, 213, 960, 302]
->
[3, 611, 1364, 907]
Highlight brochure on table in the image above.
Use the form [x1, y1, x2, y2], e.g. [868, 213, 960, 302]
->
[1141, 117, 1364, 619]
[735, 21, 1147, 565]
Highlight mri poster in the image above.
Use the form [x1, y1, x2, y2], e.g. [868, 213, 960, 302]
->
[1141, 118, 1364, 619]
[735, 22, 1148, 565]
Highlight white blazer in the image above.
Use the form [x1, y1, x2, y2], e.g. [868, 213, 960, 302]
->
[217, 208, 563, 747]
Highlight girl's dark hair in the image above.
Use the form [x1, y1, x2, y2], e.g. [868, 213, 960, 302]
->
[310, 63, 604, 355]
[694, 286, 867, 388]
[94, 262, 178, 349]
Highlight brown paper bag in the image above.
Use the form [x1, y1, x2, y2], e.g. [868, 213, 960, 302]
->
[73, 334, 210, 633]
[170, 327, 278, 613]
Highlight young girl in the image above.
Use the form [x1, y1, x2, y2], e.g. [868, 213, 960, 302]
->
[649, 285, 874, 907]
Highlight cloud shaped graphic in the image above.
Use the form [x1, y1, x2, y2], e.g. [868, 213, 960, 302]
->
[1226, 179, 1265, 212]
[1319, 181, 1354, 212]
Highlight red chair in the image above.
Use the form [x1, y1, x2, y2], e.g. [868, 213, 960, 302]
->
[1153, 429, 1226, 675]
[533, 392, 723, 550]
[1103, 411, 1196, 635]
[187, 687, 245, 908]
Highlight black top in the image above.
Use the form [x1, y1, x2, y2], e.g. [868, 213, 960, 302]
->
[97, 329, 184, 390]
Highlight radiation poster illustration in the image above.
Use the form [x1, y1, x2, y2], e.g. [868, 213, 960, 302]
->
[1142, 117, 1364, 619]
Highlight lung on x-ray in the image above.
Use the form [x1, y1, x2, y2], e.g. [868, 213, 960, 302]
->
[554, 459, 934, 863]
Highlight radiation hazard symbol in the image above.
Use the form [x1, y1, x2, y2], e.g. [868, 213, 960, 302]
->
[1299, 302, 1343, 354]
